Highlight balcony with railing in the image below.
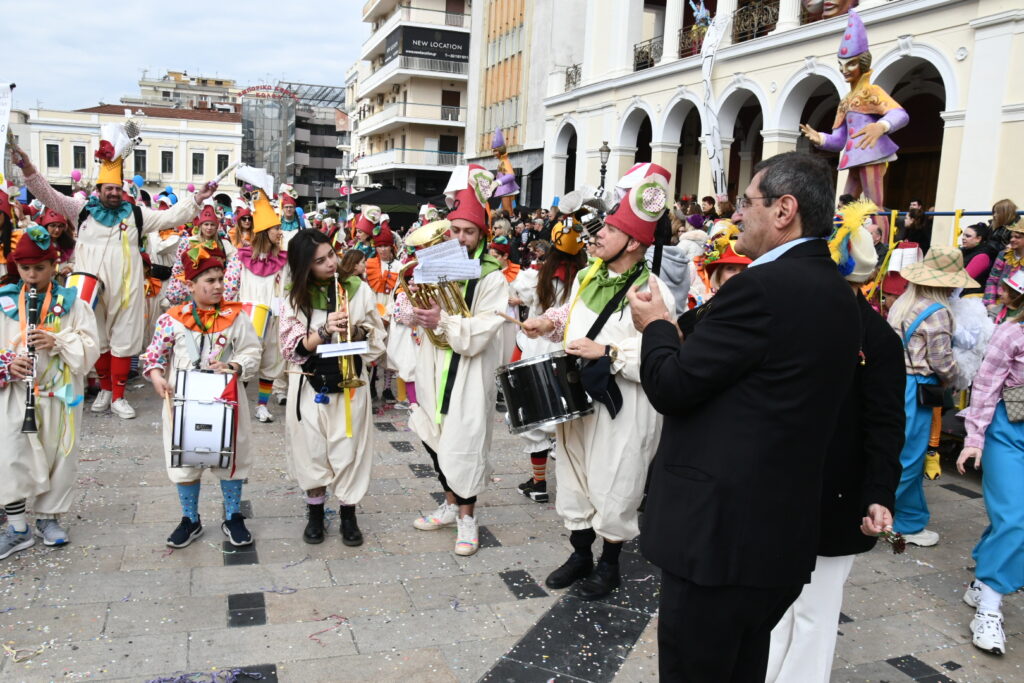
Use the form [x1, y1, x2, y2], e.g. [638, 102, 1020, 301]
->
[358, 55, 469, 99]
[362, 4, 471, 60]
[356, 147, 464, 173]
[358, 101, 466, 136]
[565, 64, 581, 92]
[633, 35, 664, 72]
[732, 0, 779, 43]
[678, 24, 708, 58]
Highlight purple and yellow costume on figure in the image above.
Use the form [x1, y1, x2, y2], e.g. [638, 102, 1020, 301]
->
[491, 129, 519, 214]
[808, 11, 908, 210]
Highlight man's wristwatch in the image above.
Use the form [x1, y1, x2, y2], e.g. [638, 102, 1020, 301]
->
[604, 344, 618, 363]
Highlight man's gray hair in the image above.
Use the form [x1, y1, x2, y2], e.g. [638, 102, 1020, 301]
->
[752, 152, 836, 239]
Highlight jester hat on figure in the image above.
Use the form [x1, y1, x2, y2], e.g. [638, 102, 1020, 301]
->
[10, 224, 58, 265]
[603, 163, 672, 247]
[488, 235, 511, 256]
[183, 252, 225, 282]
[38, 208, 68, 228]
[355, 205, 382, 236]
[279, 193, 296, 208]
[373, 222, 395, 248]
[491, 128, 506, 151]
[232, 196, 252, 221]
[829, 199, 879, 282]
[95, 121, 140, 186]
[235, 165, 277, 234]
[195, 203, 219, 227]
[838, 10, 869, 59]
[444, 164, 497, 232]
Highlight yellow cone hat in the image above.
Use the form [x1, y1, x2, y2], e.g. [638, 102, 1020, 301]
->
[252, 189, 280, 234]
[94, 122, 136, 186]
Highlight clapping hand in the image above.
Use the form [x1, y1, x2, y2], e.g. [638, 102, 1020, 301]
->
[626, 284, 671, 332]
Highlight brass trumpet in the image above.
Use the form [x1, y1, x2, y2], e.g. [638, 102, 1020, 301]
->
[334, 273, 365, 389]
[395, 220, 472, 350]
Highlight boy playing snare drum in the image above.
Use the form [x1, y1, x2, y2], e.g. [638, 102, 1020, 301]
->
[142, 252, 261, 548]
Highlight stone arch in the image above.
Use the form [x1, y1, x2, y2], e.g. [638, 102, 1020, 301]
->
[658, 88, 706, 143]
[873, 41, 959, 110]
[617, 99, 658, 149]
[717, 77, 770, 138]
[772, 65, 845, 131]
[554, 117, 581, 156]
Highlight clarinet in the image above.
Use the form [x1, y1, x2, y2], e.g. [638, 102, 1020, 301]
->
[21, 287, 39, 434]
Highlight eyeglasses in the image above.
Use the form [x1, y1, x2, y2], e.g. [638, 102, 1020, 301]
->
[737, 195, 779, 211]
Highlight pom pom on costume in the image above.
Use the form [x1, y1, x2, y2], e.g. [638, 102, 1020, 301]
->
[829, 199, 879, 282]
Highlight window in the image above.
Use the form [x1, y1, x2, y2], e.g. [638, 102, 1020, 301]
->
[73, 145, 86, 169]
[46, 144, 59, 168]
[217, 154, 230, 174]
[134, 149, 147, 176]
[161, 150, 173, 174]
[192, 152, 204, 176]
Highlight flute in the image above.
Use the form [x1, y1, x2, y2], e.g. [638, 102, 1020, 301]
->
[21, 287, 39, 434]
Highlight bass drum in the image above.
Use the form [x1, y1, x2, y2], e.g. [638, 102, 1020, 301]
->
[496, 350, 593, 435]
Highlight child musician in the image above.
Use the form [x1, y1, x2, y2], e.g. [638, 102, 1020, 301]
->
[0, 226, 99, 557]
[279, 230, 385, 546]
[142, 253, 261, 548]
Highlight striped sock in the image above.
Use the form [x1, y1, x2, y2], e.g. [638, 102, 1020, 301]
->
[530, 451, 548, 483]
[4, 500, 27, 532]
[258, 378, 273, 406]
[176, 482, 201, 523]
[220, 479, 244, 518]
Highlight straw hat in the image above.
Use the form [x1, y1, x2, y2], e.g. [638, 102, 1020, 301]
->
[900, 246, 979, 289]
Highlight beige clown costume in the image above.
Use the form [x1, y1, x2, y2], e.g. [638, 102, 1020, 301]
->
[537, 162, 675, 600]
[142, 252, 262, 549]
[25, 122, 203, 420]
[0, 264, 99, 519]
[279, 267, 385, 545]
[402, 164, 509, 557]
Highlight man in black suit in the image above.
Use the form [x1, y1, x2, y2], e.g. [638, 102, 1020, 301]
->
[626, 152, 862, 682]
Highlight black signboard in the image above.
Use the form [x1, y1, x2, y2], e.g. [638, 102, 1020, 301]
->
[383, 26, 470, 64]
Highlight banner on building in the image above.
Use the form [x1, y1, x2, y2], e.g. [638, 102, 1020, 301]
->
[0, 83, 13, 186]
[384, 27, 470, 64]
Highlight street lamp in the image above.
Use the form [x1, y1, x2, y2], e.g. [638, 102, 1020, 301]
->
[312, 180, 323, 214]
[598, 141, 611, 190]
[335, 165, 354, 222]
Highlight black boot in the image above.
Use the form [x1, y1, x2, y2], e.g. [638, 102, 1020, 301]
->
[576, 560, 621, 600]
[546, 552, 594, 589]
[303, 503, 325, 544]
[339, 505, 363, 547]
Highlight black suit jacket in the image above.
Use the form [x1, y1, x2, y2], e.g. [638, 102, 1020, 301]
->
[817, 293, 905, 556]
[639, 239, 861, 588]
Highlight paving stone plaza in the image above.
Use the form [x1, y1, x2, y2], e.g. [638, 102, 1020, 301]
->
[0, 383, 1021, 682]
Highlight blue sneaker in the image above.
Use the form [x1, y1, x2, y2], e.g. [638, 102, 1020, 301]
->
[35, 518, 69, 546]
[0, 527, 35, 560]
[167, 516, 203, 548]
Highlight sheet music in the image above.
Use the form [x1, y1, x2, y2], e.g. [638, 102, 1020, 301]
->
[317, 341, 371, 358]
[415, 259, 482, 283]
[417, 239, 464, 264]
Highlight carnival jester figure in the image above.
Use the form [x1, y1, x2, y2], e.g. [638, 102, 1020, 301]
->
[491, 129, 520, 215]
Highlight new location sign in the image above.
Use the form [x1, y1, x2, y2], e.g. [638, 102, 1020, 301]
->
[384, 27, 470, 64]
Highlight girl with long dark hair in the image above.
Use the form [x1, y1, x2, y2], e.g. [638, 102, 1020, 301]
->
[279, 230, 385, 546]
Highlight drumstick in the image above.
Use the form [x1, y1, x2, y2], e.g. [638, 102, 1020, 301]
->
[163, 391, 173, 420]
[494, 311, 526, 328]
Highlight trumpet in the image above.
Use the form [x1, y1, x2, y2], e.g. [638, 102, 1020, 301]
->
[395, 221, 472, 350]
[21, 287, 39, 434]
[334, 273, 365, 390]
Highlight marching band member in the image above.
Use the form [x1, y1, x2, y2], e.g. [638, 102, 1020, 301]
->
[0, 225, 100, 556]
[278, 184, 304, 251]
[512, 221, 588, 502]
[523, 163, 677, 599]
[224, 186, 289, 423]
[365, 221, 402, 402]
[488, 235, 522, 362]
[403, 165, 509, 556]
[352, 207, 381, 259]
[143, 251, 261, 548]
[279, 230, 386, 546]
[38, 209, 75, 279]
[386, 243, 420, 409]
[164, 203, 238, 305]
[12, 133, 217, 421]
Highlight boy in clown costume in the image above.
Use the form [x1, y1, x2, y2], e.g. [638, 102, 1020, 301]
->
[143, 251, 262, 548]
[0, 225, 100, 557]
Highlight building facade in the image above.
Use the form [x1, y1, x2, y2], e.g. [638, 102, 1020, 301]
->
[354, 0, 472, 197]
[465, 0, 586, 208]
[541, 0, 1023, 244]
[13, 105, 241, 202]
[120, 70, 241, 113]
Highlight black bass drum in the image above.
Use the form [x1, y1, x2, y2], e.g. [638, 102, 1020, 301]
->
[496, 350, 594, 434]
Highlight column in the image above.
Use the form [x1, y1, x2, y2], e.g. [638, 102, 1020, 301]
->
[608, 145, 639, 186]
[716, 0, 739, 48]
[759, 128, 800, 159]
[610, 0, 645, 78]
[933, 111, 965, 248]
[659, 0, 685, 65]
[737, 151, 754, 193]
[771, 0, 802, 34]
[547, 153, 568, 200]
[649, 142, 680, 179]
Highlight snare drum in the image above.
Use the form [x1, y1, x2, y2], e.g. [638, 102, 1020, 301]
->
[240, 302, 271, 340]
[496, 350, 593, 434]
[170, 369, 236, 468]
[67, 272, 104, 310]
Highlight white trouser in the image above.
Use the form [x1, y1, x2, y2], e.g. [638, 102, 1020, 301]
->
[766, 554, 856, 683]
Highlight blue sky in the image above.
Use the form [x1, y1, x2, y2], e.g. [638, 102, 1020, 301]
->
[6, 1, 368, 111]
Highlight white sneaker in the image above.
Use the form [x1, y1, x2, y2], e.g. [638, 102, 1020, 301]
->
[454, 514, 479, 556]
[90, 389, 112, 413]
[256, 405, 274, 423]
[413, 502, 457, 530]
[111, 398, 136, 419]
[964, 579, 982, 608]
[903, 529, 939, 547]
[970, 610, 1006, 655]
